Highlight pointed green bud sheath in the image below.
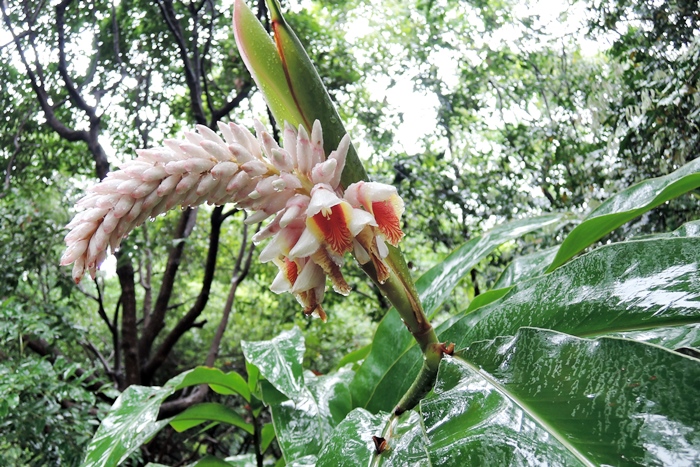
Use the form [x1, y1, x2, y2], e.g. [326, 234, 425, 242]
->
[233, 0, 433, 350]
[261, 1, 423, 319]
[233, 0, 368, 187]
[232, 0, 305, 128]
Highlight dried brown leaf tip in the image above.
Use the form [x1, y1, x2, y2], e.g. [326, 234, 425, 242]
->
[372, 435, 388, 455]
[440, 342, 455, 356]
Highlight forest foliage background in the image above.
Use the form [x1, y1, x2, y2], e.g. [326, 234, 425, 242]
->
[1, 0, 698, 464]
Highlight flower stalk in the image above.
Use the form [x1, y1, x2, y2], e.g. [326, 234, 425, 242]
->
[232, 0, 445, 411]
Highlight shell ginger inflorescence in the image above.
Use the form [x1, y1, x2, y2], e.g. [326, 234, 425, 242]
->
[61, 119, 405, 320]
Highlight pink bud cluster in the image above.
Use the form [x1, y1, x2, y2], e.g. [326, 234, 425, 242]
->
[61, 120, 404, 319]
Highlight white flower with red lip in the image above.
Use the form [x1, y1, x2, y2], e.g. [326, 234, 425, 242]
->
[61, 117, 405, 320]
[270, 257, 327, 321]
[344, 181, 405, 246]
[281, 184, 371, 298]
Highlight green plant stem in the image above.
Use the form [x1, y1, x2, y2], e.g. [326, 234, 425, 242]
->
[393, 342, 443, 415]
[361, 245, 443, 413]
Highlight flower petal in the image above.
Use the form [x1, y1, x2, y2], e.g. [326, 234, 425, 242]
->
[292, 259, 325, 293]
[307, 201, 354, 256]
[372, 198, 405, 245]
[288, 227, 321, 258]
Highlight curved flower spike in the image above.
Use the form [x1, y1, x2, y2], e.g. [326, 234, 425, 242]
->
[62, 118, 406, 321]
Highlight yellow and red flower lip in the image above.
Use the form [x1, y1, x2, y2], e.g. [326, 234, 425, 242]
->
[344, 181, 405, 246]
[288, 184, 374, 259]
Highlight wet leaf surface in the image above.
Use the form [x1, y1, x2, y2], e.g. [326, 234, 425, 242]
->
[242, 327, 354, 463]
[170, 402, 253, 434]
[549, 158, 700, 271]
[83, 367, 251, 467]
[82, 384, 176, 467]
[350, 215, 564, 413]
[442, 237, 700, 349]
[423, 328, 700, 466]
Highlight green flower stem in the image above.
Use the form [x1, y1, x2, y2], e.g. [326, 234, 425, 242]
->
[361, 245, 443, 414]
[393, 342, 444, 415]
[235, 0, 443, 413]
[361, 246, 437, 351]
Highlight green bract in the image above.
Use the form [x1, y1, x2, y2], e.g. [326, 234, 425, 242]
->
[232, 0, 368, 187]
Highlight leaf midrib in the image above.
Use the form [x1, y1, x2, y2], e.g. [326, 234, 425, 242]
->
[452, 355, 595, 467]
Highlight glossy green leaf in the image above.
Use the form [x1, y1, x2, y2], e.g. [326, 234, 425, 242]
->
[314, 408, 430, 466]
[420, 214, 563, 315]
[242, 327, 305, 400]
[82, 366, 248, 467]
[422, 328, 700, 466]
[548, 157, 700, 271]
[493, 245, 560, 289]
[82, 384, 175, 467]
[221, 454, 257, 467]
[246, 360, 260, 399]
[270, 368, 354, 463]
[177, 367, 250, 402]
[191, 455, 247, 467]
[350, 214, 564, 413]
[334, 344, 370, 370]
[287, 455, 318, 466]
[606, 323, 700, 350]
[375, 409, 430, 466]
[242, 328, 355, 463]
[442, 237, 700, 350]
[463, 287, 512, 313]
[315, 408, 385, 466]
[170, 402, 253, 434]
[261, 423, 276, 454]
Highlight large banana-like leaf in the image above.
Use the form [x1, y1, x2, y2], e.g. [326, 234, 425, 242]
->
[242, 327, 354, 463]
[493, 245, 560, 289]
[349, 214, 564, 413]
[606, 324, 700, 350]
[422, 329, 700, 466]
[442, 236, 700, 350]
[304, 328, 700, 466]
[548, 157, 700, 271]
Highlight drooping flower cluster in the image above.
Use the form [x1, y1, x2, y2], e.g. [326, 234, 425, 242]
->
[61, 119, 404, 319]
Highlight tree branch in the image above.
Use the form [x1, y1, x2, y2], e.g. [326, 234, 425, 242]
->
[112, 295, 123, 387]
[81, 339, 116, 383]
[0, 3, 87, 144]
[210, 82, 254, 125]
[117, 253, 141, 388]
[159, 218, 257, 418]
[142, 207, 224, 382]
[140, 224, 154, 324]
[139, 207, 198, 361]
[205, 218, 256, 367]
[158, 384, 209, 418]
[0, 114, 28, 198]
[94, 277, 116, 336]
[55, 0, 99, 119]
[155, 0, 207, 124]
